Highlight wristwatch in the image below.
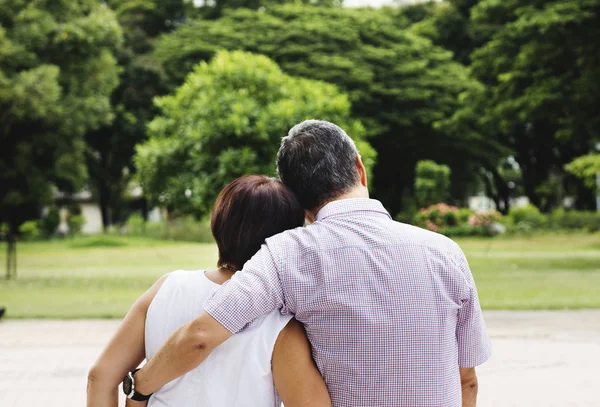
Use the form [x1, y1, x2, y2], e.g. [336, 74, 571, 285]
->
[122, 368, 153, 401]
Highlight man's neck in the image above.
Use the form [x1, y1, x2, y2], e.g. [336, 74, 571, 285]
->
[306, 186, 369, 223]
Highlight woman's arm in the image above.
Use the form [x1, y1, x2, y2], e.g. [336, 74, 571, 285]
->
[87, 274, 169, 407]
[272, 320, 332, 407]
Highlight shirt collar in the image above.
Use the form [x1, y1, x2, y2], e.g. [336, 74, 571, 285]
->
[315, 198, 392, 222]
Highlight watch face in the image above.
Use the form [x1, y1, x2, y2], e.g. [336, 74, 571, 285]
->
[122, 375, 132, 395]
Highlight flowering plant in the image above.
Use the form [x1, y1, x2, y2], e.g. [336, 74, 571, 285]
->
[413, 204, 503, 237]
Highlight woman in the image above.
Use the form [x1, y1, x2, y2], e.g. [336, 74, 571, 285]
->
[87, 175, 331, 407]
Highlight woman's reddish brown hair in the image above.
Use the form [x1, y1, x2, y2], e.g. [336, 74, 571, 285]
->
[211, 175, 304, 270]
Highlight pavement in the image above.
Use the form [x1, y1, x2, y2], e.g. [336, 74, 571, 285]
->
[1, 310, 599, 407]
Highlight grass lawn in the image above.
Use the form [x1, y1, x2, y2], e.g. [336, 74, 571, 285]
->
[1, 233, 599, 318]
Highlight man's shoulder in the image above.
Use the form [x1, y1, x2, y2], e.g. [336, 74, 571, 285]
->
[389, 220, 464, 256]
[264, 224, 319, 251]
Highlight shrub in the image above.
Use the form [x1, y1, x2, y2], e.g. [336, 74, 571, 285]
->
[124, 215, 214, 243]
[508, 204, 546, 228]
[413, 203, 460, 232]
[125, 213, 146, 235]
[458, 208, 473, 223]
[39, 207, 61, 237]
[549, 209, 600, 232]
[415, 204, 503, 237]
[468, 211, 502, 228]
[19, 221, 40, 241]
[67, 215, 85, 236]
[414, 160, 452, 208]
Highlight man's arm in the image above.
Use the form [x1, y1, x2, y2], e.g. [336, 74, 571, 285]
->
[134, 243, 286, 396]
[460, 367, 478, 407]
[134, 312, 232, 395]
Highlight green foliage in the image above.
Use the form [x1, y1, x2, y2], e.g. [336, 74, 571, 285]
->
[414, 203, 502, 237]
[18, 221, 40, 241]
[414, 160, 452, 208]
[153, 5, 480, 214]
[565, 154, 600, 191]
[448, 0, 600, 210]
[39, 207, 61, 238]
[67, 215, 85, 236]
[0, 1, 122, 240]
[549, 209, 600, 233]
[136, 50, 372, 218]
[508, 204, 546, 229]
[86, 0, 176, 231]
[124, 215, 214, 243]
[124, 213, 146, 235]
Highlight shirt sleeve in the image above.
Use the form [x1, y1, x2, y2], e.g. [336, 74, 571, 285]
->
[455, 249, 492, 368]
[204, 242, 286, 334]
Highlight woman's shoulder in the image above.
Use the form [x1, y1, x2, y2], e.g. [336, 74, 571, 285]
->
[147, 270, 216, 316]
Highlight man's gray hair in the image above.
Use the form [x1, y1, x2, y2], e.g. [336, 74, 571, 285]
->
[277, 120, 361, 210]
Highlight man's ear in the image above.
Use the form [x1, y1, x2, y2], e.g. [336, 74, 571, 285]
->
[356, 155, 367, 187]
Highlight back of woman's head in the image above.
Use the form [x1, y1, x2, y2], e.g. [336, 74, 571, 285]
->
[211, 175, 305, 270]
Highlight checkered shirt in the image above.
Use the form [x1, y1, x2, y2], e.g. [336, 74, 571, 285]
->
[205, 198, 492, 406]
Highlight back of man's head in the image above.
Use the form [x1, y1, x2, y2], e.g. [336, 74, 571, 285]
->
[277, 120, 361, 211]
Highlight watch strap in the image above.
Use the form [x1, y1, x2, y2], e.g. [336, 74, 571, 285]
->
[128, 369, 153, 401]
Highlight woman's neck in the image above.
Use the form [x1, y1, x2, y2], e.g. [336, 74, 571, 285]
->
[205, 268, 235, 285]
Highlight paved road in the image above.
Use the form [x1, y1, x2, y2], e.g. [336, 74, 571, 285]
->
[1, 311, 599, 407]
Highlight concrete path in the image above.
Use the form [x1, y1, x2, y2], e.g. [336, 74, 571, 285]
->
[1, 311, 599, 407]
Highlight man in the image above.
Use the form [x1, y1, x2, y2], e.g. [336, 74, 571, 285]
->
[132, 120, 491, 406]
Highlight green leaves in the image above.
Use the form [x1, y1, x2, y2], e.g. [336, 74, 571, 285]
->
[0, 0, 122, 234]
[136, 50, 371, 218]
[152, 5, 478, 213]
[565, 155, 600, 191]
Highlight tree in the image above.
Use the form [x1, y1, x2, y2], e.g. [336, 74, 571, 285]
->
[0, 1, 122, 278]
[414, 160, 451, 208]
[152, 5, 484, 215]
[452, 0, 600, 211]
[565, 154, 600, 195]
[84, 0, 186, 230]
[135, 50, 375, 219]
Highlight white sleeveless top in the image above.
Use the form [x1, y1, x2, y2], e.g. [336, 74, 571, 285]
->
[145, 270, 292, 407]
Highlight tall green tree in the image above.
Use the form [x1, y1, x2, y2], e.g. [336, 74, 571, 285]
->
[135, 50, 374, 218]
[0, 1, 122, 278]
[84, 0, 184, 229]
[152, 5, 487, 215]
[462, 0, 600, 210]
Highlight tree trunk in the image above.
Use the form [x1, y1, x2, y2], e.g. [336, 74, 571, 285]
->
[5, 234, 17, 280]
[98, 181, 112, 232]
[482, 172, 501, 211]
[490, 169, 511, 214]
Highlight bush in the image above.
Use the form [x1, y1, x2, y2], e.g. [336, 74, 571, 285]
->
[549, 209, 600, 232]
[124, 214, 214, 243]
[508, 204, 546, 228]
[19, 221, 40, 241]
[67, 215, 85, 236]
[414, 160, 452, 208]
[414, 204, 503, 237]
[39, 207, 61, 237]
[125, 213, 146, 235]
[413, 203, 460, 232]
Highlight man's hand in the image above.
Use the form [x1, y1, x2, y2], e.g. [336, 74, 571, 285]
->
[460, 367, 478, 407]
[134, 312, 232, 395]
